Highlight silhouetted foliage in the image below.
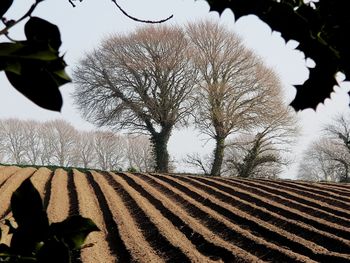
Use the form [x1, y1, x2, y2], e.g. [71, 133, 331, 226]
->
[0, 1, 70, 111]
[0, 1, 172, 112]
[0, 178, 99, 262]
[204, 0, 350, 110]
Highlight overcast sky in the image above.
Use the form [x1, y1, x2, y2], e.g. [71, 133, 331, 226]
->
[1, 0, 349, 177]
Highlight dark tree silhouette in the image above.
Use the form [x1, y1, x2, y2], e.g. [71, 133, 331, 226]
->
[0, 0, 172, 112]
[204, 0, 350, 110]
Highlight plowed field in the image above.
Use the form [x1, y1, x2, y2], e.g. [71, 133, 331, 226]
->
[1, 166, 350, 262]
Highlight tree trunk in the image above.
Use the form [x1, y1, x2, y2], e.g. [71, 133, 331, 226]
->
[343, 162, 349, 182]
[210, 137, 225, 176]
[150, 128, 171, 173]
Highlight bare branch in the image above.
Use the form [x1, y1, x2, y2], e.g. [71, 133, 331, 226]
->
[110, 0, 173, 24]
[187, 20, 297, 176]
[73, 25, 197, 172]
[0, 0, 46, 36]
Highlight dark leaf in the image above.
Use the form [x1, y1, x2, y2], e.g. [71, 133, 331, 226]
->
[0, 42, 59, 61]
[0, 244, 11, 262]
[37, 238, 70, 263]
[10, 226, 40, 256]
[0, 0, 13, 18]
[0, 244, 10, 254]
[4, 219, 16, 235]
[204, 0, 350, 109]
[291, 65, 339, 110]
[10, 179, 49, 254]
[11, 179, 47, 227]
[50, 216, 99, 250]
[5, 58, 67, 111]
[25, 17, 62, 51]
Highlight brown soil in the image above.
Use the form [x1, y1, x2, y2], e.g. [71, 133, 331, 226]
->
[30, 167, 52, 201]
[1, 166, 350, 263]
[46, 168, 69, 223]
[123, 172, 261, 263]
[90, 171, 162, 263]
[72, 169, 114, 263]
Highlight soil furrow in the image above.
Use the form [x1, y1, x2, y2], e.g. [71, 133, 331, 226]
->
[72, 170, 115, 263]
[119, 172, 249, 263]
[185, 175, 350, 240]
[134, 173, 266, 263]
[238, 178, 350, 208]
[283, 180, 350, 197]
[145, 173, 314, 263]
[47, 169, 70, 223]
[67, 170, 80, 217]
[90, 172, 161, 263]
[153, 173, 350, 262]
[29, 167, 52, 208]
[66, 170, 84, 263]
[316, 182, 350, 193]
[0, 166, 20, 187]
[216, 177, 350, 225]
[85, 171, 132, 263]
[0, 167, 36, 219]
[42, 171, 53, 211]
[260, 179, 350, 199]
[0, 168, 40, 245]
[2, 166, 349, 263]
[161, 174, 350, 254]
[103, 173, 191, 262]
[0, 213, 14, 246]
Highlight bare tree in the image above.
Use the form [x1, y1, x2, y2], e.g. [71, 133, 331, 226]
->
[73, 25, 197, 172]
[72, 131, 96, 168]
[93, 131, 126, 171]
[297, 139, 344, 182]
[322, 115, 350, 182]
[0, 119, 26, 164]
[39, 123, 55, 166]
[22, 120, 42, 165]
[324, 115, 350, 151]
[187, 20, 290, 176]
[224, 107, 299, 178]
[44, 120, 78, 167]
[184, 153, 212, 175]
[298, 115, 350, 182]
[0, 152, 4, 164]
[126, 135, 154, 172]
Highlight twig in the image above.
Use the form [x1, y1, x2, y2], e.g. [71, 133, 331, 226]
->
[69, 0, 83, 8]
[5, 33, 16, 42]
[0, 0, 41, 36]
[111, 0, 173, 24]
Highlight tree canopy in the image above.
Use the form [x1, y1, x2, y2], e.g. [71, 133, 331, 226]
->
[187, 21, 296, 176]
[73, 25, 197, 173]
[2, 0, 349, 112]
[204, 0, 350, 110]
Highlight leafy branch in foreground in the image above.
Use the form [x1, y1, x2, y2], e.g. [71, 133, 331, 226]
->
[0, 178, 99, 263]
[0, 0, 70, 111]
[0, 0, 172, 112]
[204, 0, 350, 110]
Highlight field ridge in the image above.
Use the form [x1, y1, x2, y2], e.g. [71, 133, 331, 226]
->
[1, 166, 349, 262]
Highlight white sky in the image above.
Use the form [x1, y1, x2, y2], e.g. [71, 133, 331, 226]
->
[1, 0, 349, 177]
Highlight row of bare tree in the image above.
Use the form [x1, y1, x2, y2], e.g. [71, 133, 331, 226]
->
[298, 115, 350, 182]
[0, 119, 153, 171]
[73, 20, 299, 176]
